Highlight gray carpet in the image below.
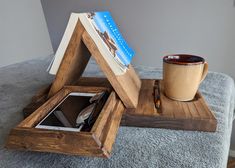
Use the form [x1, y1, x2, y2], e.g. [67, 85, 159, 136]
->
[0, 57, 235, 168]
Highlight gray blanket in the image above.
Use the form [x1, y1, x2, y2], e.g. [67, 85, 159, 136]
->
[0, 57, 234, 168]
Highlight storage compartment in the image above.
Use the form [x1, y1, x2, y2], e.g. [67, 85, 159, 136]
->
[5, 86, 125, 158]
[36, 91, 109, 132]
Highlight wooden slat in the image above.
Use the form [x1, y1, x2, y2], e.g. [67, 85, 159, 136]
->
[82, 31, 141, 108]
[181, 103, 191, 119]
[91, 92, 117, 138]
[136, 80, 158, 116]
[100, 100, 125, 154]
[19, 89, 70, 128]
[187, 101, 201, 119]
[48, 20, 91, 97]
[160, 80, 176, 118]
[5, 127, 108, 157]
[172, 101, 185, 119]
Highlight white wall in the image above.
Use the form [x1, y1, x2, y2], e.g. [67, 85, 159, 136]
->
[41, 0, 235, 78]
[0, 0, 53, 67]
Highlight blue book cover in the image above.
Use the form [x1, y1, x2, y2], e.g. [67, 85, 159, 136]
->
[86, 11, 135, 67]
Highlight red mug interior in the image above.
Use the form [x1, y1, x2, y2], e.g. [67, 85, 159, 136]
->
[163, 54, 205, 65]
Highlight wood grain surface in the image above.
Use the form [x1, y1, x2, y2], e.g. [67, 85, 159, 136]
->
[122, 79, 217, 132]
[22, 78, 217, 132]
[48, 20, 91, 97]
[6, 86, 124, 158]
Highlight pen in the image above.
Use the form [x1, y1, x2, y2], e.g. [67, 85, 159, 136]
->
[154, 80, 161, 112]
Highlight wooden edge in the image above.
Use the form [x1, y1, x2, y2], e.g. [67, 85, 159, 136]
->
[63, 85, 110, 93]
[99, 100, 125, 155]
[5, 127, 107, 157]
[91, 91, 116, 138]
[18, 88, 70, 128]
[121, 111, 217, 132]
[92, 100, 125, 156]
[128, 65, 142, 91]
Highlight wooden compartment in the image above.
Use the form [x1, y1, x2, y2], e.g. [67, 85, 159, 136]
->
[6, 86, 125, 158]
[122, 79, 217, 132]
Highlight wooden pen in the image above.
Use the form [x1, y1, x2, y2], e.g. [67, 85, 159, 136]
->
[154, 80, 161, 112]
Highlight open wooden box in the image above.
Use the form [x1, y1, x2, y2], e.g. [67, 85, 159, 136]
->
[6, 86, 124, 157]
[5, 19, 217, 158]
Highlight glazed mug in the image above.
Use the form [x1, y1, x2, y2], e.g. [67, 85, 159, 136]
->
[163, 54, 208, 101]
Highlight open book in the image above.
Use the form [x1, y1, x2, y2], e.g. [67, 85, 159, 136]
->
[48, 11, 135, 75]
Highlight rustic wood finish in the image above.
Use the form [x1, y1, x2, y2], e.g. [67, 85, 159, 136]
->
[101, 100, 124, 153]
[6, 86, 124, 157]
[48, 20, 91, 97]
[48, 21, 141, 108]
[82, 31, 141, 108]
[22, 78, 217, 132]
[122, 79, 217, 132]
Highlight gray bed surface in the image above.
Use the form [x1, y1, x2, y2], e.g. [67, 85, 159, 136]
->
[0, 57, 234, 168]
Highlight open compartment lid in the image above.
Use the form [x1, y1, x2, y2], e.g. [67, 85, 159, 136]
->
[47, 12, 141, 108]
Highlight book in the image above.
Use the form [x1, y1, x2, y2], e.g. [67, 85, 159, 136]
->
[48, 11, 135, 75]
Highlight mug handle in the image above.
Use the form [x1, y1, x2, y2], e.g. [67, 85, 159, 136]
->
[200, 62, 208, 83]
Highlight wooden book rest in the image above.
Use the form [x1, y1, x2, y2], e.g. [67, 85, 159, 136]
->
[48, 20, 141, 109]
[6, 18, 217, 158]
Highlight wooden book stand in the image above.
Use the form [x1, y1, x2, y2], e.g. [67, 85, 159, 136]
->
[5, 19, 217, 158]
[48, 20, 141, 109]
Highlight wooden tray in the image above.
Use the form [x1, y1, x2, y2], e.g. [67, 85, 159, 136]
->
[23, 78, 217, 132]
[122, 79, 217, 132]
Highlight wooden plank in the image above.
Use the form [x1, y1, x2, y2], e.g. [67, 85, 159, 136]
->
[82, 31, 141, 108]
[135, 80, 158, 116]
[5, 127, 109, 157]
[91, 92, 117, 138]
[100, 100, 125, 154]
[19, 88, 70, 128]
[48, 20, 91, 97]
[21, 77, 217, 132]
[159, 80, 176, 118]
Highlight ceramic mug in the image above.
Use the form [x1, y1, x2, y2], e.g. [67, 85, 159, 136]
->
[163, 54, 208, 101]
